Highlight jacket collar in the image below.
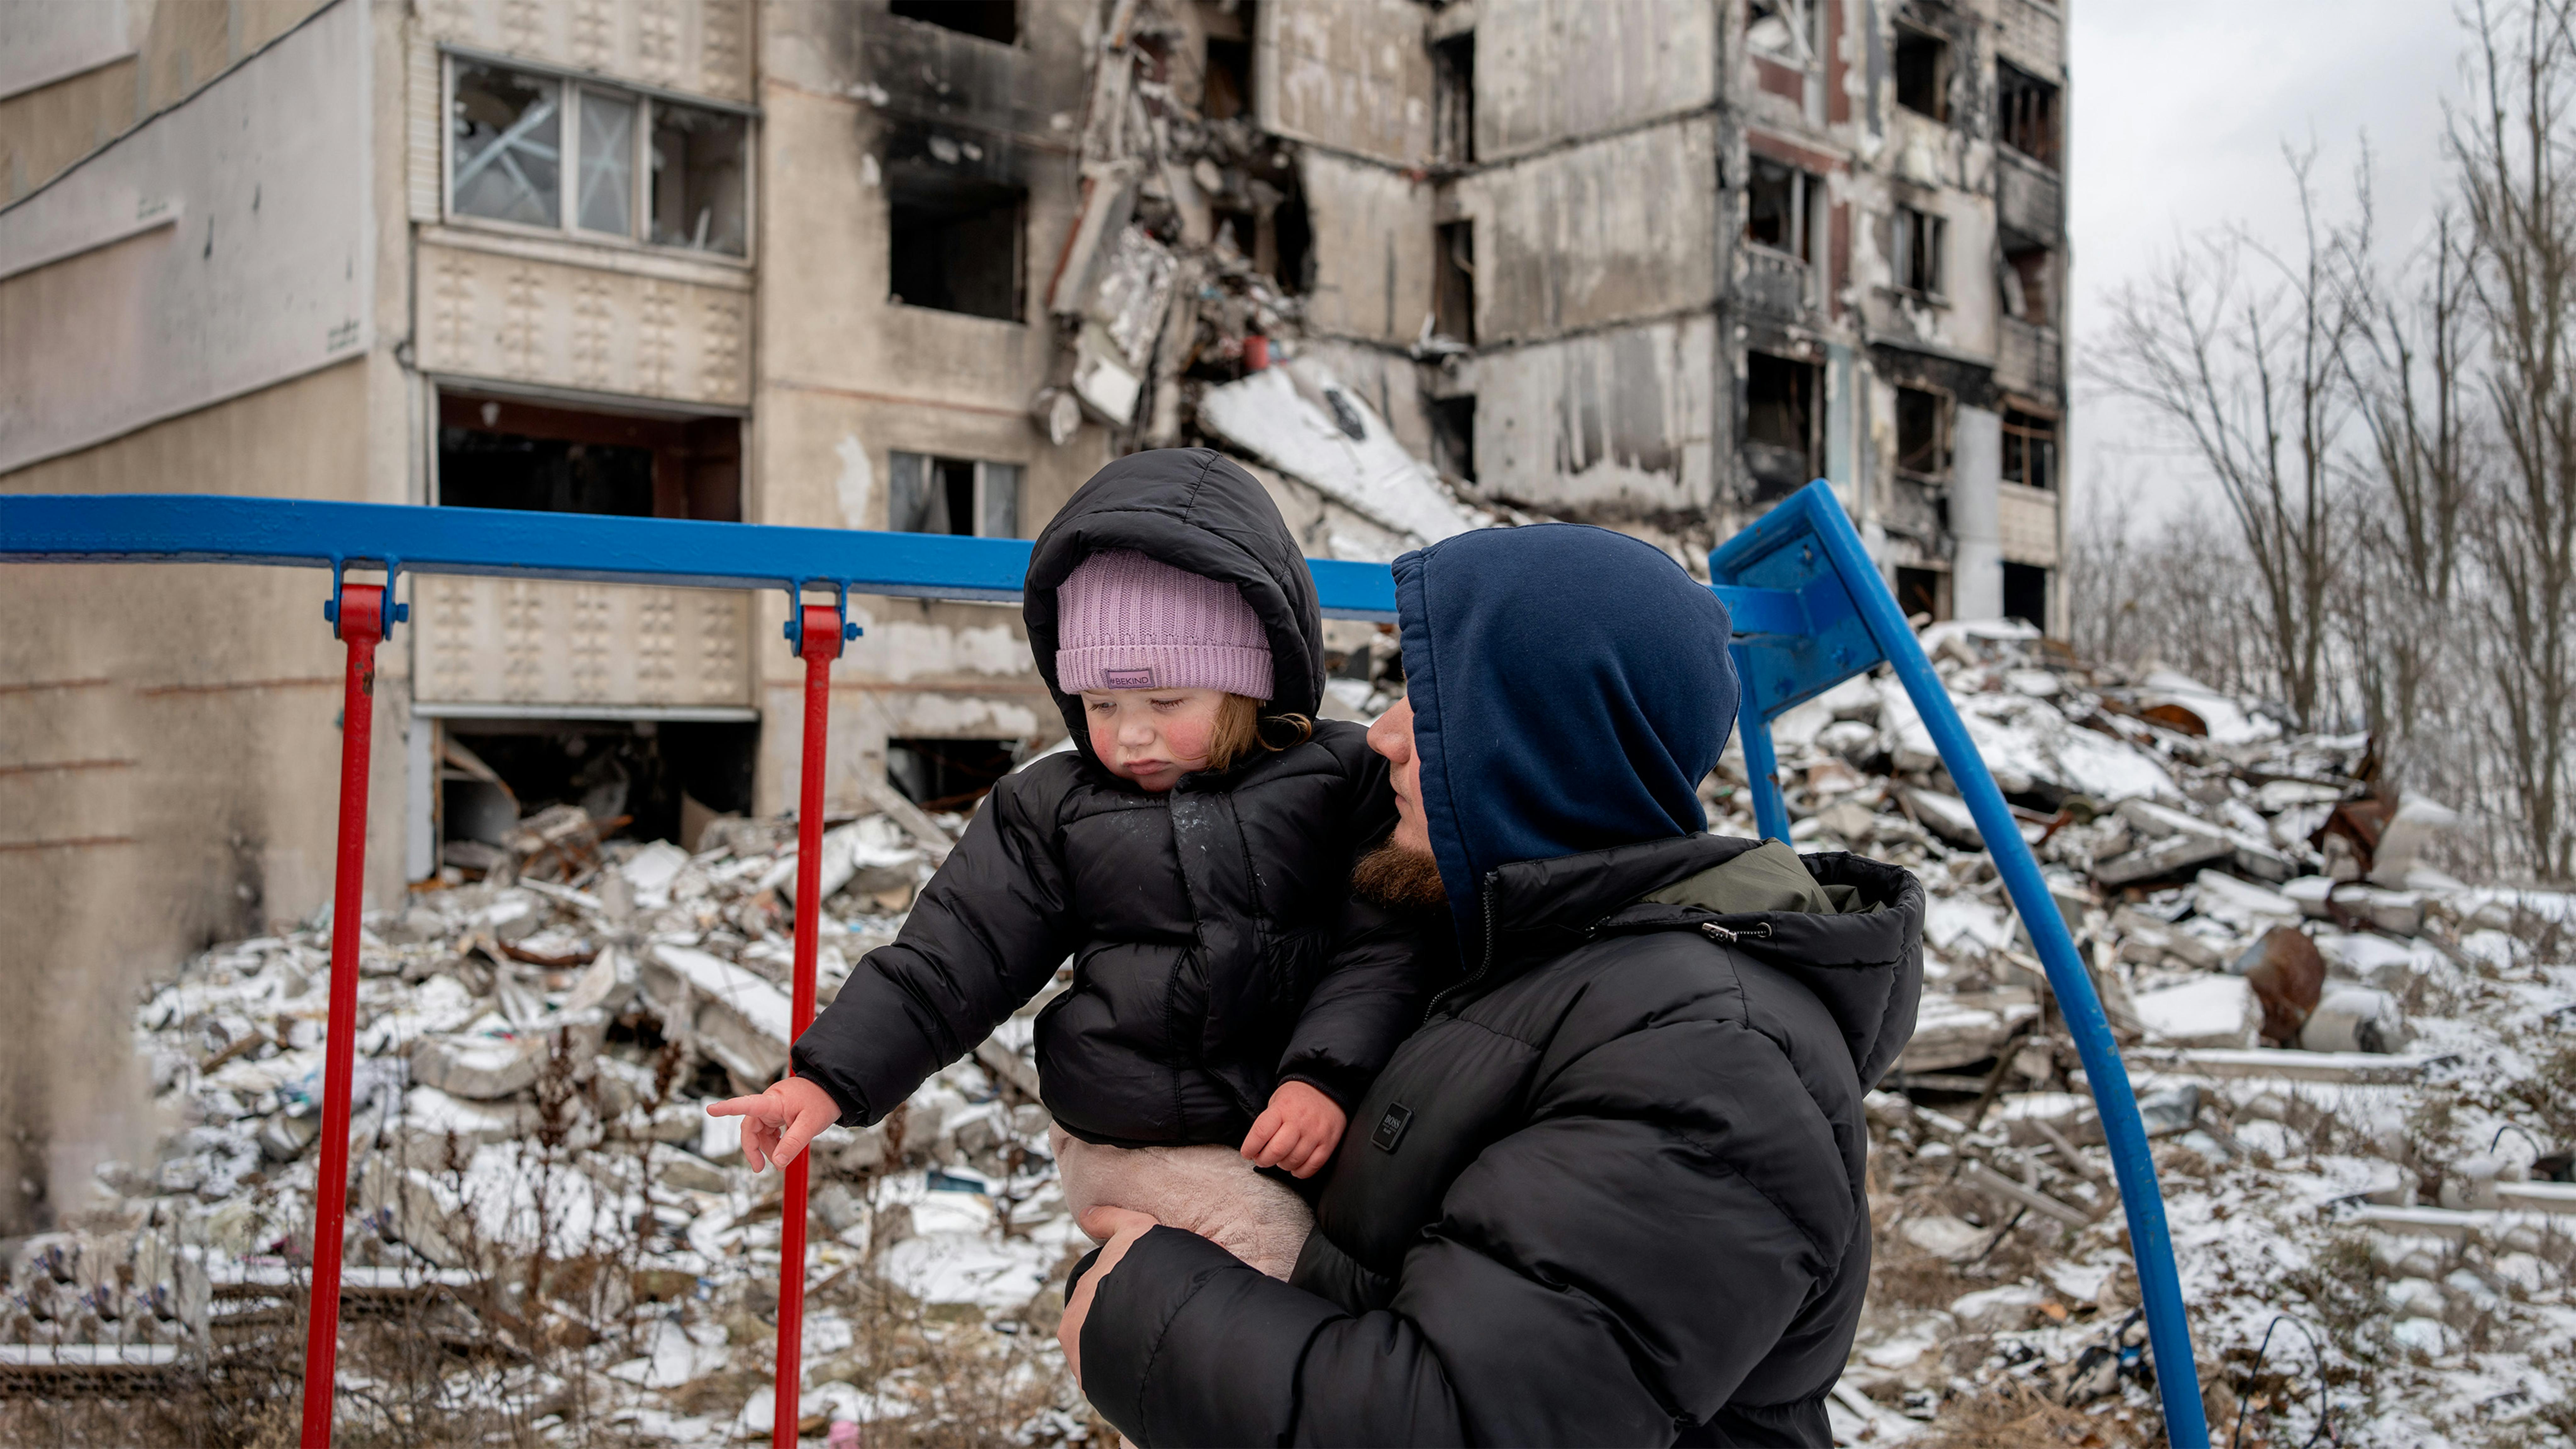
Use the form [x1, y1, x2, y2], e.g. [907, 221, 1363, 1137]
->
[1461, 834, 1927, 1087]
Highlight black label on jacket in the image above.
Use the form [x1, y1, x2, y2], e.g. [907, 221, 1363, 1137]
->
[1371, 1103, 1413, 1153]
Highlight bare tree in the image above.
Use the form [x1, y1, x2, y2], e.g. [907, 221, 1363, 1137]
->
[2339, 201, 2478, 744]
[2455, 0, 2576, 879]
[2092, 151, 2367, 728]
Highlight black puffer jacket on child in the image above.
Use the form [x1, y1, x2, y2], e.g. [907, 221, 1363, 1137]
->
[790, 449, 1427, 1148]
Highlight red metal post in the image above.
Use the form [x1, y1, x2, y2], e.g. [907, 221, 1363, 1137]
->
[775, 602, 844, 1448]
[298, 583, 386, 1449]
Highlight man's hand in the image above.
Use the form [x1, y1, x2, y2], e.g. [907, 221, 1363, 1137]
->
[1240, 1079, 1346, 1178]
[705, 1076, 840, 1172]
[1059, 1205, 1158, 1385]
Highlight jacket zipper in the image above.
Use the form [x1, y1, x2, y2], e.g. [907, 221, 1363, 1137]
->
[1424, 869, 1504, 1023]
[1700, 921, 1774, 944]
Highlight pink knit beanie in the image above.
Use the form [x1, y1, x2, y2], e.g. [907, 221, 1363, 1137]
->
[1055, 550, 1273, 700]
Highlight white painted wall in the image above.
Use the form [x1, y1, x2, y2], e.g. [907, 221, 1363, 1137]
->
[0, 0, 134, 101]
[1951, 404, 2004, 619]
[0, 0, 370, 473]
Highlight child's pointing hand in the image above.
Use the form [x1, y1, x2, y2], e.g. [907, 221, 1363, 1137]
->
[706, 1076, 840, 1172]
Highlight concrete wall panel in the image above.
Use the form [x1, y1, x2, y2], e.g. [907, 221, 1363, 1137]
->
[415, 240, 753, 407]
[1464, 118, 1719, 342]
[1298, 149, 1434, 348]
[1259, 0, 1431, 166]
[0, 0, 371, 473]
[422, 0, 754, 103]
[1476, 0, 1716, 159]
[1474, 313, 1719, 519]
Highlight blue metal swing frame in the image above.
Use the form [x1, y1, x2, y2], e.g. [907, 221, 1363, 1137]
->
[0, 479, 2207, 1445]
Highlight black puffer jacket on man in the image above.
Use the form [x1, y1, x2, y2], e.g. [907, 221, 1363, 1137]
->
[790, 449, 1426, 1147]
[1080, 524, 1924, 1445]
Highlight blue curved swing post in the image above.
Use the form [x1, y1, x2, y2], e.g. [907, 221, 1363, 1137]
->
[0, 481, 2204, 1445]
[1709, 481, 2206, 1446]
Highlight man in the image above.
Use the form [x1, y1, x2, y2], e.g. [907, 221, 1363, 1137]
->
[1057, 523, 1924, 1446]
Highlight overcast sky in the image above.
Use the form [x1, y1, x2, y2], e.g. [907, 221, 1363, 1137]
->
[2065, 0, 2472, 537]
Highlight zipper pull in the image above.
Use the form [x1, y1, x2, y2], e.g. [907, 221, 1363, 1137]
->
[1700, 921, 1771, 944]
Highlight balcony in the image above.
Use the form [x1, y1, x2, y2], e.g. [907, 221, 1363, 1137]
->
[1736, 246, 1814, 321]
[412, 578, 756, 719]
[1998, 316, 2063, 400]
[1997, 151, 2062, 245]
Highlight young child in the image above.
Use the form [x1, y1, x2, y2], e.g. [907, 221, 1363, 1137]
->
[711, 449, 1428, 1277]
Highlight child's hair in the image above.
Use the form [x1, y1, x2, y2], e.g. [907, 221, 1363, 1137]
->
[1204, 694, 1315, 773]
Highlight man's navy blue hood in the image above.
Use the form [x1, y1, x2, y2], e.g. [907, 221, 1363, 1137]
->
[1392, 524, 1739, 949]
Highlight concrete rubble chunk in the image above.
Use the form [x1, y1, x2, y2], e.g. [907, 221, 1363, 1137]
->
[2132, 974, 2261, 1049]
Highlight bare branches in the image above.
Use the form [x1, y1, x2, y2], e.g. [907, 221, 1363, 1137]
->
[2088, 149, 2367, 729]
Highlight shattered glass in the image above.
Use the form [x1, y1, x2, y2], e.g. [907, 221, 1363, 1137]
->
[576, 91, 638, 236]
[452, 64, 561, 228]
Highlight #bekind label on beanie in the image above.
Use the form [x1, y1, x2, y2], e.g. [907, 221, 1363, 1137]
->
[1105, 668, 1154, 688]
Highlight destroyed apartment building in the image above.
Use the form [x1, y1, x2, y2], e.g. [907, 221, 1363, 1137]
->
[3, 0, 2069, 1219]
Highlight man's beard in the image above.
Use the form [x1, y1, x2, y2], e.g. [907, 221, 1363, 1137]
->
[1352, 838, 1447, 910]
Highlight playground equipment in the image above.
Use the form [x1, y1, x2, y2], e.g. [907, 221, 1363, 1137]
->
[0, 479, 2206, 1447]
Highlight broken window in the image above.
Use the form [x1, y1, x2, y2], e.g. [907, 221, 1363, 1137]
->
[2001, 407, 2058, 491]
[888, 174, 1027, 320]
[887, 738, 1019, 812]
[1892, 204, 1945, 298]
[1204, 36, 1252, 121]
[1431, 395, 1476, 483]
[1895, 566, 1946, 623]
[452, 64, 562, 227]
[2002, 561, 2049, 629]
[1894, 27, 1947, 120]
[890, 0, 1017, 44]
[1434, 33, 1475, 163]
[1745, 350, 1822, 498]
[1434, 220, 1476, 344]
[576, 91, 639, 236]
[1996, 62, 2060, 168]
[437, 394, 741, 520]
[1747, 0, 1817, 65]
[1746, 156, 1814, 263]
[2002, 243, 2053, 325]
[449, 58, 749, 256]
[888, 452, 1022, 537]
[1894, 386, 1948, 479]
[650, 103, 749, 256]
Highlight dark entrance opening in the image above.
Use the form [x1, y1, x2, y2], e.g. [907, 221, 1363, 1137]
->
[437, 395, 741, 520]
[1745, 350, 1822, 499]
[1430, 395, 1476, 483]
[441, 719, 760, 860]
[890, 0, 1016, 44]
[1895, 566, 1945, 624]
[889, 175, 1028, 321]
[887, 738, 1020, 814]
[2002, 562, 2050, 631]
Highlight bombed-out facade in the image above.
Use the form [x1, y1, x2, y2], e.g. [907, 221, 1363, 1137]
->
[0, 0, 2063, 1221]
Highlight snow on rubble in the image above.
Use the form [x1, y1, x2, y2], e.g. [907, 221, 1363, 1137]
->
[8, 627, 2574, 1446]
[1706, 623, 2576, 1447]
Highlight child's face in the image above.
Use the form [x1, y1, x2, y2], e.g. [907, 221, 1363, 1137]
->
[1080, 687, 1227, 792]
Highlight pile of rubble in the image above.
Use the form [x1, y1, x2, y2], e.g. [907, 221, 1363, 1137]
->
[1703, 622, 2576, 1446]
[3, 789, 1096, 1442]
[7, 623, 2574, 1446]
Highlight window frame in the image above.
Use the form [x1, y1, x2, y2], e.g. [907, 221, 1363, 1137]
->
[1995, 60, 2062, 169]
[888, 451, 1024, 539]
[1892, 384, 1952, 482]
[1892, 25, 1949, 122]
[1891, 203, 1946, 301]
[442, 50, 757, 264]
[2001, 404, 2060, 492]
[1746, 156, 1817, 267]
[1747, 0, 1822, 69]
